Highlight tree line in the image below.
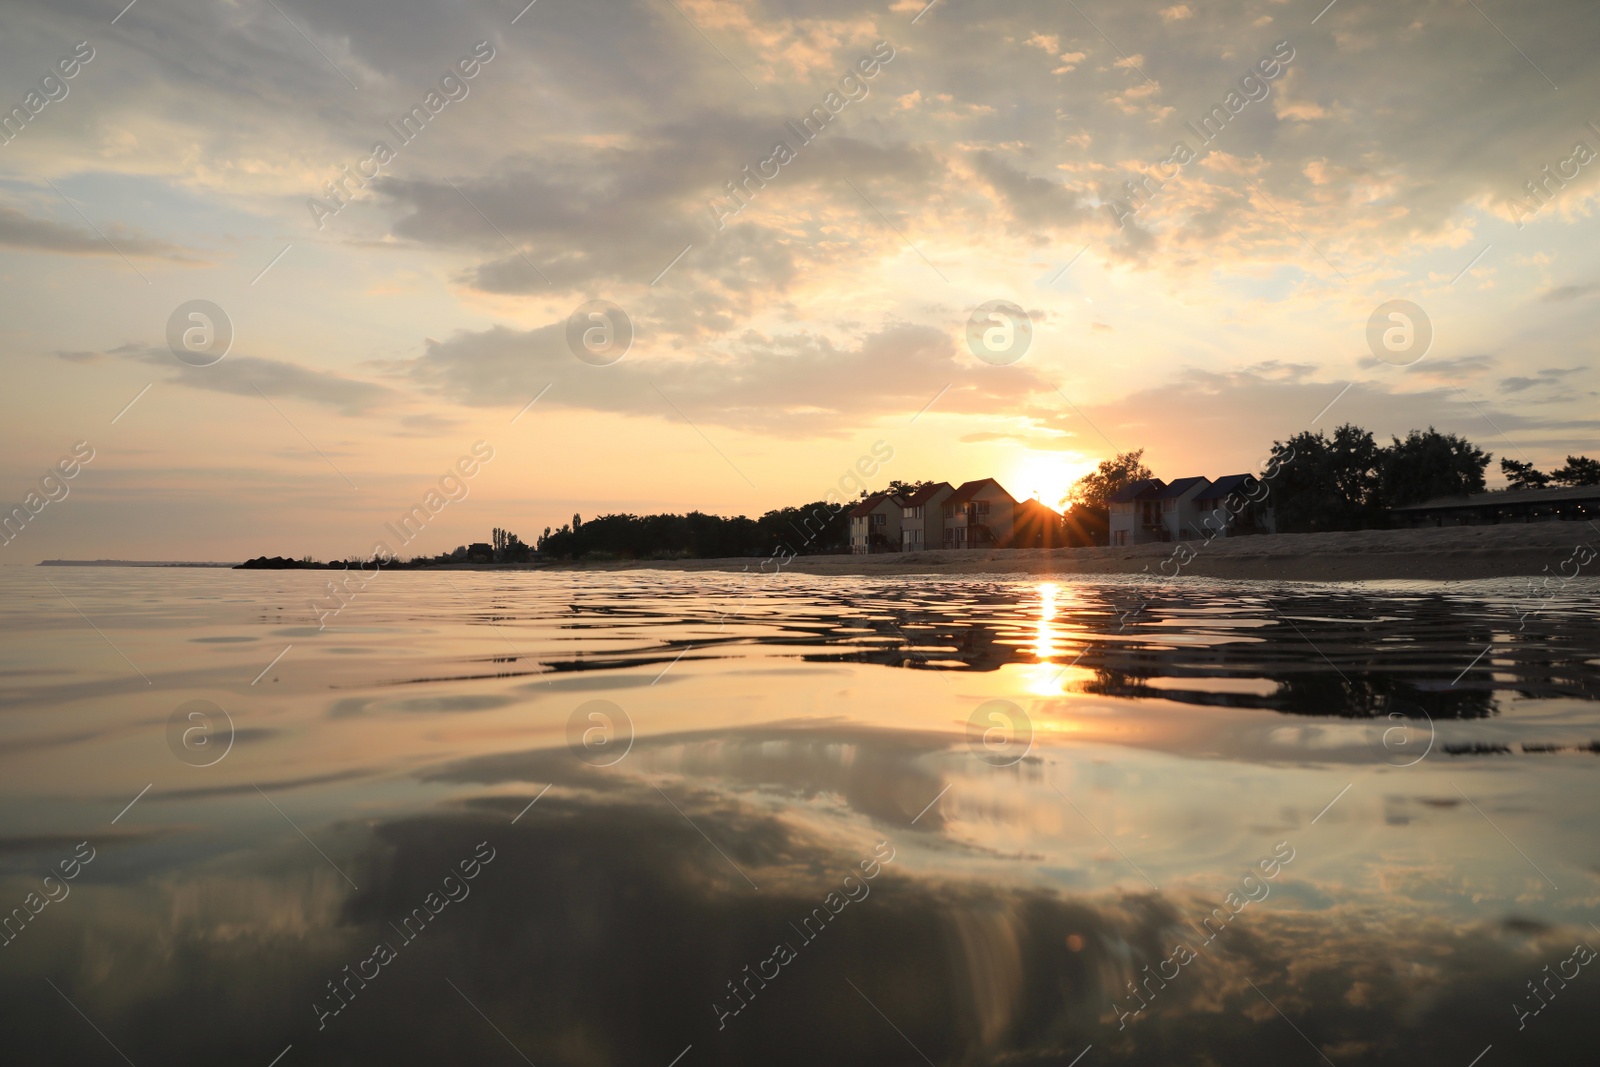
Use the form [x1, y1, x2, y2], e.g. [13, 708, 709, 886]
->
[534, 502, 858, 561]
[526, 425, 1597, 560]
[1067, 425, 1599, 537]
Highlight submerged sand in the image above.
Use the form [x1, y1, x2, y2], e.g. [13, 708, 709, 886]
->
[548, 523, 1599, 581]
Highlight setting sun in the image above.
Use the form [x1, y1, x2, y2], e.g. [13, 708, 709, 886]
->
[1007, 452, 1098, 513]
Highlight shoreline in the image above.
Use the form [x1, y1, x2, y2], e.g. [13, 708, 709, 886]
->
[541, 523, 1596, 582]
[196, 523, 1600, 581]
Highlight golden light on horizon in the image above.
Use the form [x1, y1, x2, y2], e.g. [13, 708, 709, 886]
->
[1007, 452, 1098, 512]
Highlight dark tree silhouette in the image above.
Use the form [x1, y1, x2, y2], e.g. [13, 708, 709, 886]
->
[1501, 457, 1552, 490]
[1552, 455, 1600, 486]
[1268, 424, 1385, 531]
[1380, 427, 1490, 507]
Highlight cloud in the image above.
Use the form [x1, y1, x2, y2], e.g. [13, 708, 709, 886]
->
[1541, 284, 1599, 302]
[0, 205, 198, 261]
[1499, 366, 1583, 394]
[400, 320, 1055, 436]
[1030, 362, 1600, 475]
[58, 344, 393, 415]
[970, 151, 1098, 235]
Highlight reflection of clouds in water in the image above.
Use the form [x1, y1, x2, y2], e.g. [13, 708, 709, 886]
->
[4, 574, 1599, 1062]
[424, 721, 1589, 910]
[2, 793, 1594, 1065]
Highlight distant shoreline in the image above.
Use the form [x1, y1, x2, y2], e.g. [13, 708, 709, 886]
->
[539, 523, 1594, 582]
[216, 523, 1600, 581]
[37, 560, 240, 568]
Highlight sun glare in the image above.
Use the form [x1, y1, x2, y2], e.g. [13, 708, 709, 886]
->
[1007, 452, 1096, 512]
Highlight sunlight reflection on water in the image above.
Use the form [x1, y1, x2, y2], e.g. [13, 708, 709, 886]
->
[1, 568, 1598, 1065]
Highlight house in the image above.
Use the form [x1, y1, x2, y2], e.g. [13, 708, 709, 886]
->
[900, 482, 954, 551]
[1108, 478, 1166, 546]
[1151, 476, 1213, 541]
[943, 479, 1019, 549]
[849, 492, 905, 553]
[1194, 474, 1276, 537]
[466, 542, 494, 563]
[1391, 484, 1600, 527]
[1110, 474, 1278, 544]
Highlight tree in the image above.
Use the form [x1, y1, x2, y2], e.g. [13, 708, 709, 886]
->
[886, 479, 938, 496]
[1068, 449, 1153, 512]
[1380, 427, 1490, 508]
[1268, 424, 1384, 531]
[1500, 458, 1551, 490]
[1552, 455, 1600, 486]
[1066, 449, 1153, 546]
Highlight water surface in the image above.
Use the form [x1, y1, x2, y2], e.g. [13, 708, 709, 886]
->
[2, 568, 1597, 1065]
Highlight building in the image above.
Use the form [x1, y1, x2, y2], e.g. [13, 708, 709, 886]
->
[1110, 474, 1278, 544]
[1108, 478, 1166, 546]
[1391, 484, 1600, 527]
[943, 479, 1020, 549]
[900, 482, 954, 551]
[1194, 474, 1276, 537]
[849, 492, 905, 553]
[1151, 476, 1213, 541]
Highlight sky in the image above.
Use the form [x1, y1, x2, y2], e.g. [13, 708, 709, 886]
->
[2, 0, 1598, 563]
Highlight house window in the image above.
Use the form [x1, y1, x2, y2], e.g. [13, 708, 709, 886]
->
[975, 501, 990, 516]
[871, 513, 885, 526]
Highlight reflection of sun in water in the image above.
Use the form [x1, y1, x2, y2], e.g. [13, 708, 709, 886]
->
[1025, 582, 1094, 697]
[1034, 582, 1060, 661]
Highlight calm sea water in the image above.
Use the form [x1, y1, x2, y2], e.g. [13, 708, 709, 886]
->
[2, 568, 1598, 1066]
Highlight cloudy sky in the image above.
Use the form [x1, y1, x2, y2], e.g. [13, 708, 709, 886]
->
[2, 0, 1598, 562]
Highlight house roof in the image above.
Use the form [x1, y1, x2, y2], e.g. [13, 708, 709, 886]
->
[848, 492, 904, 517]
[901, 481, 953, 506]
[1151, 476, 1211, 500]
[1198, 473, 1257, 500]
[1391, 484, 1600, 512]
[946, 478, 1016, 507]
[1107, 478, 1166, 504]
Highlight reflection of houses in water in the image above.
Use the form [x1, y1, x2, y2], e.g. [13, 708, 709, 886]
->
[805, 584, 1600, 720]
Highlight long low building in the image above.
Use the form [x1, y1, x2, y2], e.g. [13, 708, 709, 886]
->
[1391, 484, 1600, 526]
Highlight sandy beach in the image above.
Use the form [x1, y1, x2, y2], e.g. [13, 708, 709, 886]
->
[546, 523, 1598, 581]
